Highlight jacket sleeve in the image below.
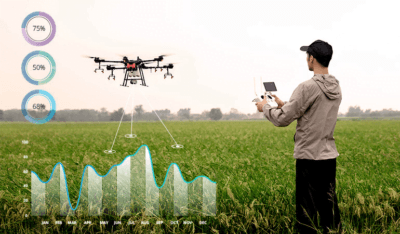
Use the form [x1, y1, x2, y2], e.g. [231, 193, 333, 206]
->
[262, 83, 312, 127]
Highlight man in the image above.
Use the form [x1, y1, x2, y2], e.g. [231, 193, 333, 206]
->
[256, 40, 342, 234]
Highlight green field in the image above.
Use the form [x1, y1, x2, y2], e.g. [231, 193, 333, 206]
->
[0, 120, 399, 233]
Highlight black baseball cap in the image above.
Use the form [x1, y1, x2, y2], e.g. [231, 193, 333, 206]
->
[300, 40, 333, 65]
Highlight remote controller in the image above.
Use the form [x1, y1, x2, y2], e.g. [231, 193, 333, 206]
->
[253, 94, 273, 101]
[252, 78, 277, 105]
[252, 95, 273, 103]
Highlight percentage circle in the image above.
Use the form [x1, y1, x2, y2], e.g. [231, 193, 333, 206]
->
[22, 51, 56, 85]
[21, 12, 56, 46]
[21, 90, 56, 124]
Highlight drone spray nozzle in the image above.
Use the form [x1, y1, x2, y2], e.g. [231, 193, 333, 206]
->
[164, 70, 173, 79]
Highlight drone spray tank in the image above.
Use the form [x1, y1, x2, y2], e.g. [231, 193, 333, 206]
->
[128, 70, 140, 78]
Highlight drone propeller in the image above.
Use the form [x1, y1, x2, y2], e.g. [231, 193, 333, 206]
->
[82, 55, 99, 59]
[117, 54, 140, 61]
[117, 53, 136, 57]
[154, 54, 173, 62]
[118, 56, 130, 60]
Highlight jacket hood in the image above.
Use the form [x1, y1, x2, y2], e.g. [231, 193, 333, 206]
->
[312, 74, 341, 100]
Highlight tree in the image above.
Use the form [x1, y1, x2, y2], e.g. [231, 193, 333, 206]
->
[77, 109, 99, 121]
[230, 108, 239, 114]
[155, 109, 171, 119]
[0, 110, 4, 121]
[346, 106, 363, 117]
[209, 108, 223, 121]
[98, 107, 110, 121]
[3, 109, 26, 121]
[370, 111, 381, 117]
[227, 108, 243, 120]
[361, 109, 371, 117]
[135, 105, 144, 119]
[178, 108, 191, 120]
[201, 110, 210, 119]
[110, 108, 124, 121]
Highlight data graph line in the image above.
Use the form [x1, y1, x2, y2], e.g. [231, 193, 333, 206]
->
[31, 144, 216, 211]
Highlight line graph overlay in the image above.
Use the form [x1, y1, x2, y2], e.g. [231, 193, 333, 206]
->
[31, 145, 216, 216]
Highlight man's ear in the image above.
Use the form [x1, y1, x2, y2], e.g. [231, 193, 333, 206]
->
[309, 55, 314, 63]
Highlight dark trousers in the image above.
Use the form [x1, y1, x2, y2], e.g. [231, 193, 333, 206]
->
[296, 158, 341, 234]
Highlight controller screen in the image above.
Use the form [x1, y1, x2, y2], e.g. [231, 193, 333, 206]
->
[263, 82, 277, 92]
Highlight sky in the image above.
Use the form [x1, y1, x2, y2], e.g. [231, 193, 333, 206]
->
[0, 0, 399, 115]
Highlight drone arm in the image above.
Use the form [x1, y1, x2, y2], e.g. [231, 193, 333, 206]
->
[141, 59, 158, 64]
[141, 64, 173, 69]
[100, 60, 126, 64]
[141, 66, 157, 69]
[109, 67, 126, 70]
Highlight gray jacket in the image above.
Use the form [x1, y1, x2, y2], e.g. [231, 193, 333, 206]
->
[262, 74, 342, 160]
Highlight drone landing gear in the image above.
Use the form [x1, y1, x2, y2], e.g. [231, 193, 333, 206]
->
[139, 67, 147, 86]
[121, 67, 148, 87]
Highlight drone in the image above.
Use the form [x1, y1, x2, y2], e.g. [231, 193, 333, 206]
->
[85, 55, 174, 87]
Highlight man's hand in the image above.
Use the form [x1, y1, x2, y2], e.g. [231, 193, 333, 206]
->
[256, 94, 285, 112]
[256, 96, 268, 112]
[272, 94, 285, 109]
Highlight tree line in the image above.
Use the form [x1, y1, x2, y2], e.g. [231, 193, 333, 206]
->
[0, 105, 398, 122]
[0, 106, 264, 122]
[342, 106, 400, 118]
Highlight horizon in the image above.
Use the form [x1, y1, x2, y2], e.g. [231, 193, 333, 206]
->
[2, 104, 398, 116]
